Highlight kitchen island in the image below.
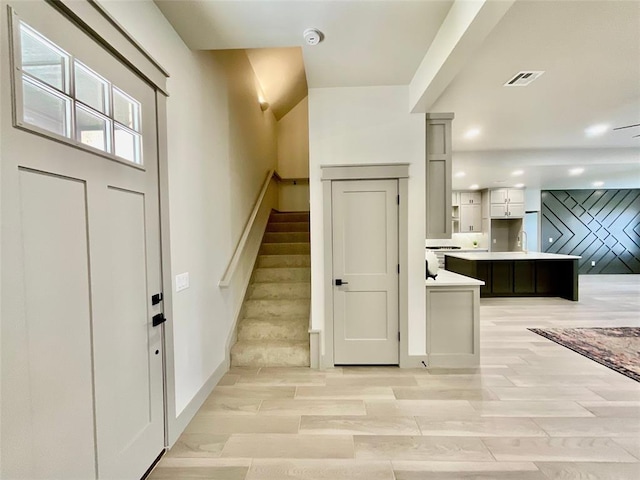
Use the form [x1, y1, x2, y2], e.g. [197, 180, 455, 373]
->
[445, 252, 580, 301]
[426, 270, 484, 367]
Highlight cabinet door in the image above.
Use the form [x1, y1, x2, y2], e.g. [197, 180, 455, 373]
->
[460, 204, 482, 232]
[460, 192, 481, 204]
[507, 189, 525, 204]
[507, 203, 525, 217]
[490, 189, 508, 204]
[490, 203, 508, 218]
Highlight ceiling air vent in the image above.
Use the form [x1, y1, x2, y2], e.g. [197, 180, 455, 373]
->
[504, 71, 544, 87]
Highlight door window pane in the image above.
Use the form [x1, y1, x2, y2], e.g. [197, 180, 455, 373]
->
[114, 126, 141, 164]
[22, 77, 71, 137]
[20, 23, 69, 92]
[113, 88, 141, 132]
[76, 106, 110, 152]
[75, 63, 109, 114]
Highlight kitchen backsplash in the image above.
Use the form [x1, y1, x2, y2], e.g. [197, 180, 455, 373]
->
[426, 232, 487, 249]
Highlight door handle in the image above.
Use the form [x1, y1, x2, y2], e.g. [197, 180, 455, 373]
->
[335, 279, 349, 286]
[152, 313, 166, 327]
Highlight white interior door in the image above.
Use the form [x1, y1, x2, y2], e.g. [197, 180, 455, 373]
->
[1, 2, 164, 479]
[332, 179, 399, 365]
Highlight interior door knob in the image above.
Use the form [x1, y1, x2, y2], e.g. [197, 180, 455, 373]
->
[335, 279, 349, 286]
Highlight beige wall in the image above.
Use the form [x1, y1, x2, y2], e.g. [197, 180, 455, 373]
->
[276, 96, 310, 211]
[308, 85, 427, 357]
[99, 0, 277, 422]
[277, 96, 309, 178]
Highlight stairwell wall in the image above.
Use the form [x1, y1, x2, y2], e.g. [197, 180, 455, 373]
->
[277, 96, 310, 211]
[99, 0, 277, 443]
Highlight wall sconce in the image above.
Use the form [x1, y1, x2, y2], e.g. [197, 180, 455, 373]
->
[259, 101, 269, 112]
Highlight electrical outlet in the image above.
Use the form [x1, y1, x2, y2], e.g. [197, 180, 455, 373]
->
[591, 261, 596, 267]
[176, 272, 190, 292]
[549, 237, 553, 243]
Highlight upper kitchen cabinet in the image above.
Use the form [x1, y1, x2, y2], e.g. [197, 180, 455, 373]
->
[426, 113, 454, 239]
[490, 188, 525, 218]
[460, 192, 482, 205]
[460, 203, 482, 232]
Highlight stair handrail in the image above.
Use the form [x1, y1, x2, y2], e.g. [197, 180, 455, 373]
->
[218, 169, 281, 288]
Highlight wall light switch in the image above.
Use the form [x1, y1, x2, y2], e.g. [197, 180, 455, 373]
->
[493, 238, 497, 244]
[549, 237, 553, 243]
[591, 261, 596, 267]
[176, 272, 190, 292]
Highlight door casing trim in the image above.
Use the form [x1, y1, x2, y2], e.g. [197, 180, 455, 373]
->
[320, 164, 410, 368]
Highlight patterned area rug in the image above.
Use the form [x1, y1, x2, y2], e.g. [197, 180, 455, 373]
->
[528, 327, 640, 382]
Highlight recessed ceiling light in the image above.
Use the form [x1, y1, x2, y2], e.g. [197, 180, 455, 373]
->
[469, 184, 479, 190]
[593, 181, 604, 187]
[569, 167, 584, 176]
[512, 170, 524, 176]
[514, 183, 525, 188]
[464, 128, 481, 139]
[455, 171, 466, 178]
[585, 124, 609, 137]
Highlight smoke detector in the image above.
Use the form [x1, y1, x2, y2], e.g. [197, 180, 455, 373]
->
[504, 71, 544, 87]
[303, 28, 324, 46]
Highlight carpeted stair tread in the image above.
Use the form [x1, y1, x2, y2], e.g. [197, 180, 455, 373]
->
[260, 242, 310, 255]
[231, 341, 310, 367]
[248, 282, 311, 300]
[244, 299, 310, 318]
[263, 232, 310, 243]
[257, 254, 310, 268]
[269, 212, 310, 223]
[238, 317, 308, 341]
[266, 222, 310, 233]
[253, 267, 311, 283]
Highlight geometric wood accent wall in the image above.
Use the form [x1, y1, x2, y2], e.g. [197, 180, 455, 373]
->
[541, 189, 640, 274]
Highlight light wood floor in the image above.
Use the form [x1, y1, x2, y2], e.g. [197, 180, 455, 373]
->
[149, 275, 640, 480]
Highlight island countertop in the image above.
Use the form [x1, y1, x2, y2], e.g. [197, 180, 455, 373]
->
[444, 251, 581, 261]
[425, 269, 485, 287]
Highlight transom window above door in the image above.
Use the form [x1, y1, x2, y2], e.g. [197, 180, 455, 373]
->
[14, 21, 144, 166]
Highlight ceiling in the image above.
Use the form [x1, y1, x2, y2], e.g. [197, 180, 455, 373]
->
[155, 0, 640, 190]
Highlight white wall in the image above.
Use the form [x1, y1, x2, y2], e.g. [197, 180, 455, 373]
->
[308, 86, 427, 356]
[277, 96, 310, 211]
[277, 96, 309, 178]
[99, 0, 277, 427]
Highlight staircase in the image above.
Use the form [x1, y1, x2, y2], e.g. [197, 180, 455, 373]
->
[230, 211, 311, 367]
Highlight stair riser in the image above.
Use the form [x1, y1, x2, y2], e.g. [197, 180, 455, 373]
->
[260, 243, 310, 255]
[248, 283, 311, 300]
[245, 300, 310, 318]
[231, 344, 310, 367]
[263, 232, 310, 243]
[254, 268, 310, 283]
[237, 322, 308, 341]
[256, 255, 310, 268]
[269, 213, 310, 223]
[266, 222, 310, 233]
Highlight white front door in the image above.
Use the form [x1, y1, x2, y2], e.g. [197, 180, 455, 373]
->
[332, 179, 399, 365]
[1, 2, 164, 479]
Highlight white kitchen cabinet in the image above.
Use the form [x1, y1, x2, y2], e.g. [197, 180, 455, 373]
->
[460, 192, 482, 205]
[490, 188, 525, 218]
[460, 204, 482, 232]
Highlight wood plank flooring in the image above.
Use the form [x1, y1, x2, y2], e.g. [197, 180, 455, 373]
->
[149, 275, 640, 479]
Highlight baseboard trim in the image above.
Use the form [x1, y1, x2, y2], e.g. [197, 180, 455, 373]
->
[400, 355, 430, 369]
[169, 358, 228, 447]
[309, 330, 321, 369]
